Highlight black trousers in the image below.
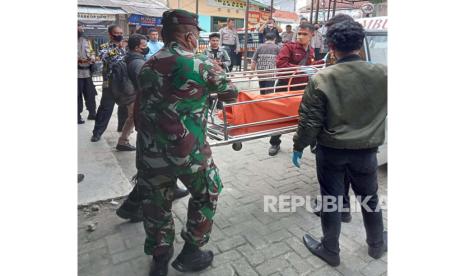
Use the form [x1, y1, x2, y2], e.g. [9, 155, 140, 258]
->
[223, 45, 239, 72]
[92, 87, 128, 136]
[316, 145, 384, 254]
[258, 80, 282, 146]
[78, 78, 97, 120]
[259, 80, 275, 95]
[270, 79, 307, 146]
[314, 48, 321, 60]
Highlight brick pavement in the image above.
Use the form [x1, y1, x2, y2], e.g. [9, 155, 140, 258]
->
[78, 120, 388, 276]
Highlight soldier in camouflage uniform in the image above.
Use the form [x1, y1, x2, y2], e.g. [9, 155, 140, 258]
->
[134, 9, 238, 276]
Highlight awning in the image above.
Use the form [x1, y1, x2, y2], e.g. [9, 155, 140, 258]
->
[121, 5, 165, 17]
[78, 6, 126, 14]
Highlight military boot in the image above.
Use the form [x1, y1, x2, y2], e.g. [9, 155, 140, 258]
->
[149, 247, 174, 276]
[173, 184, 189, 200]
[171, 243, 214, 272]
[116, 198, 143, 222]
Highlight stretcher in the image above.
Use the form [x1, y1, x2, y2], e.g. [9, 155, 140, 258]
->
[207, 64, 325, 150]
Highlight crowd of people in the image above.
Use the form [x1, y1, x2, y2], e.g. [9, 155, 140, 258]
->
[78, 9, 387, 276]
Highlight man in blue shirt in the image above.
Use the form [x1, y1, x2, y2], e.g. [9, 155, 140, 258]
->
[146, 28, 164, 60]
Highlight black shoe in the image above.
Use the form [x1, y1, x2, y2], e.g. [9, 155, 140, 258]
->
[87, 113, 96, 120]
[303, 234, 340, 267]
[116, 143, 136, 151]
[368, 231, 387, 259]
[116, 199, 143, 223]
[268, 145, 280, 156]
[173, 186, 189, 200]
[91, 134, 101, 142]
[171, 244, 214, 272]
[149, 247, 174, 276]
[78, 118, 85, 124]
[78, 174, 85, 183]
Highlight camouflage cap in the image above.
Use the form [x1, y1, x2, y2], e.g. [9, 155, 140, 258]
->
[161, 9, 205, 31]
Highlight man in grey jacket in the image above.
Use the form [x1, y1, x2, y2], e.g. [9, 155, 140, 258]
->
[292, 21, 387, 267]
[203, 33, 231, 72]
[116, 34, 147, 151]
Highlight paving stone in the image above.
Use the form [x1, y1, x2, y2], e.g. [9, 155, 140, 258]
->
[213, 249, 242, 267]
[255, 257, 290, 276]
[360, 260, 387, 276]
[284, 252, 314, 274]
[237, 244, 266, 266]
[280, 267, 300, 276]
[105, 233, 126, 254]
[79, 238, 106, 254]
[79, 258, 112, 276]
[231, 257, 259, 276]
[99, 262, 135, 276]
[265, 229, 292, 243]
[285, 237, 310, 258]
[111, 246, 144, 265]
[79, 116, 388, 276]
[202, 264, 235, 276]
[242, 230, 268, 249]
[262, 242, 291, 259]
[217, 235, 247, 252]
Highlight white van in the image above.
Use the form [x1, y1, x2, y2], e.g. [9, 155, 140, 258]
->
[357, 16, 388, 165]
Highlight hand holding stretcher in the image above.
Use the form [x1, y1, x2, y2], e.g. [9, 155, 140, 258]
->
[207, 64, 325, 150]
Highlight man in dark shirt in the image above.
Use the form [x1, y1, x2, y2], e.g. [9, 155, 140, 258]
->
[251, 32, 280, 94]
[259, 18, 282, 44]
[91, 25, 128, 142]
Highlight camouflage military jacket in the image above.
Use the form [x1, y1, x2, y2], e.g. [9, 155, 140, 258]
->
[136, 42, 238, 176]
[98, 41, 126, 88]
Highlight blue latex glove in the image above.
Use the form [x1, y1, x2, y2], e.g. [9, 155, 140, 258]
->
[292, 151, 303, 168]
[302, 67, 318, 75]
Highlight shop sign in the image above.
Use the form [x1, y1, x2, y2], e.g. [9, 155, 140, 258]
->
[78, 13, 116, 21]
[128, 14, 162, 26]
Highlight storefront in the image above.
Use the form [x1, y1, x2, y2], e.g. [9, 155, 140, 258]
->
[211, 16, 244, 32]
[127, 14, 162, 35]
[78, 6, 127, 50]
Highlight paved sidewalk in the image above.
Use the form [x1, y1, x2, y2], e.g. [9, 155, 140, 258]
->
[78, 101, 388, 276]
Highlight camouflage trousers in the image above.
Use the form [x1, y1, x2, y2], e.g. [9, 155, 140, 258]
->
[136, 165, 223, 257]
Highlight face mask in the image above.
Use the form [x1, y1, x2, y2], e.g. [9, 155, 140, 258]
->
[112, 35, 123, 42]
[186, 32, 199, 53]
[141, 47, 150, 55]
[78, 31, 83, 38]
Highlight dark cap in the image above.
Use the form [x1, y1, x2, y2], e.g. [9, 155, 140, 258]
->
[161, 9, 205, 31]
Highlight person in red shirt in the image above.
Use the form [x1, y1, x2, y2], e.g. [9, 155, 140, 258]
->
[267, 23, 316, 156]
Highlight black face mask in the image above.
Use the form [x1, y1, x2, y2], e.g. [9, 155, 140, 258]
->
[78, 31, 84, 38]
[141, 47, 150, 55]
[112, 34, 123, 42]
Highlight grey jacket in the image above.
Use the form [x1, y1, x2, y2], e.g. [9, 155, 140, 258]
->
[122, 51, 145, 104]
[293, 55, 387, 151]
[203, 46, 231, 71]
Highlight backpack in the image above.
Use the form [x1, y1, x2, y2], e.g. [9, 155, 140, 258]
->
[109, 59, 135, 105]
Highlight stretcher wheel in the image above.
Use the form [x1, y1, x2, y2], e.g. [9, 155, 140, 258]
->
[232, 142, 242, 151]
